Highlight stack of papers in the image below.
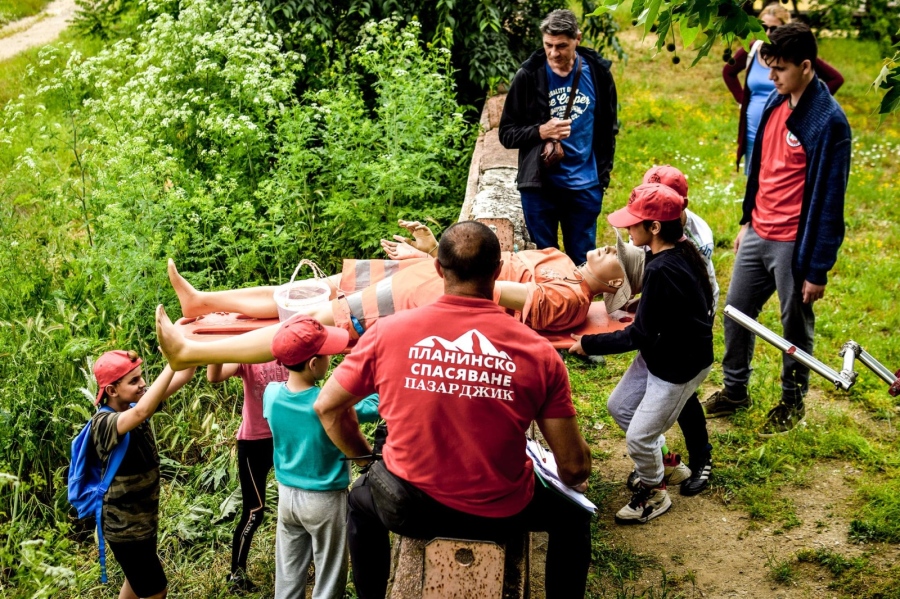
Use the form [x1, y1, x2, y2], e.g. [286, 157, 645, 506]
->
[526, 439, 597, 513]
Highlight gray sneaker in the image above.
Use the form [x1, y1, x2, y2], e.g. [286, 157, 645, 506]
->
[758, 401, 806, 437]
[703, 389, 751, 418]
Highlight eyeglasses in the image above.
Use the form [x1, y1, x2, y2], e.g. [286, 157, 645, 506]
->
[763, 25, 779, 33]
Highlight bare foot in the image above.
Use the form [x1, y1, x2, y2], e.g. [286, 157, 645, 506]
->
[380, 237, 430, 260]
[156, 304, 195, 371]
[167, 259, 208, 318]
[396, 220, 438, 254]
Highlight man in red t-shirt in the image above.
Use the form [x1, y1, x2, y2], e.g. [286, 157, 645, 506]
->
[314, 221, 593, 599]
[704, 23, 851, 436]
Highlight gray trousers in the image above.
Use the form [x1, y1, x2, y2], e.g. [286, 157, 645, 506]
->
[275, 483, 349, 599]
[607, 354, 712, 486]
[722, 226, 815, 401]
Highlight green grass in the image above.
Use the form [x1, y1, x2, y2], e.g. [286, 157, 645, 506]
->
[570, 20, 900, 597]
[1, 5, 900, 599]
[0, 0, 54, 26]
[766, 553, 797, 585]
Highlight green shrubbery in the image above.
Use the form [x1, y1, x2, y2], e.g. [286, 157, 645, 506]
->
[0, 0, 473, 593]
[259, 19, 472, 265]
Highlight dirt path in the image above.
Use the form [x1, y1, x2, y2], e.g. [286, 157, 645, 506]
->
[592, 389, 900, 598]
[0, 0, 78, 62]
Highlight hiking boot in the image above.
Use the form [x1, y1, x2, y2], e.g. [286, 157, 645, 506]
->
[615, 483, 672, 524]
[680, 456, 712, 496]
[703, 388, 751, 418]
[626, 453, 691, 491]
[758, 401, 806, 438]
[227, 571, 258, 594]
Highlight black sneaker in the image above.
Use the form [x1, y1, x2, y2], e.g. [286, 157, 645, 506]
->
[680, 456, 711, 496]
[703, 389, 751, 418]
[758, 401, 805, 438]
[227, 570, 258, 595]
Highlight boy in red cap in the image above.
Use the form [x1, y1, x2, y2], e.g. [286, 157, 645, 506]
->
[569, 183, 714, 523]
[263, 315, 379, 599]
[90, 349, 195, 599]
[642, 165, 718, 309]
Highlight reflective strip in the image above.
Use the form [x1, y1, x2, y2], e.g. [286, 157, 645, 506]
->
[375, 278, 395, 317]
[355, 261, 371, 290]
[383, 260, 400, 278]
[346, 290, 365, 324]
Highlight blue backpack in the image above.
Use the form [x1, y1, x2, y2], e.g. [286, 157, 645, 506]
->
[68, 405, 130, 583]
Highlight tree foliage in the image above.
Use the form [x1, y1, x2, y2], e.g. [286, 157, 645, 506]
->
[256, 0, 623, 105]
[590, 0, 900, 116]
[874, 40, 900, 119]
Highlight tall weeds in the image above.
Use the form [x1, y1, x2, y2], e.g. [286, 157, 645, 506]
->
[0, 0, 472, 594]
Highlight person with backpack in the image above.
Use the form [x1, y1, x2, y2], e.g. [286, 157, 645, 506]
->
[85, 349, 194, 599]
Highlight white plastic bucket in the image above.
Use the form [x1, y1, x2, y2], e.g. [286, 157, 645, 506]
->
[273, 260, 332, 321]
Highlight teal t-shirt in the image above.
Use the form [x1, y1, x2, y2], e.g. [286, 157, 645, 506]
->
[262, 383, 380, 491]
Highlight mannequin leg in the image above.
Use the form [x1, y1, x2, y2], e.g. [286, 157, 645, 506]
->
[167, 259, 342, 318]
[156, 301, 339, 371]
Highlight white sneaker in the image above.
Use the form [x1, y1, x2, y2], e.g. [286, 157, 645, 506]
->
[663, 453, 692, 486]
[625, 453, 691, 491]
[615, 484, 672, 524]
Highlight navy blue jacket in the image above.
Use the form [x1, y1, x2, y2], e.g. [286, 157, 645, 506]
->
[498, 47, 618, 190]
[742, 77, 851, 286]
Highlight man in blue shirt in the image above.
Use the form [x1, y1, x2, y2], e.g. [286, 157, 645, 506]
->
[499, 9, 618, 264]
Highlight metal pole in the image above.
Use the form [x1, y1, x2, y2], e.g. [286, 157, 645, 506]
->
[723, 305, 854, 391]
[839, 341, 860, 387]
[858, 349, 898, 385]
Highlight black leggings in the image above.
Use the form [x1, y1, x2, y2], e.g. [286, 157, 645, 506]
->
[231, 438, 274, 575]
[677, 392, 711, 465]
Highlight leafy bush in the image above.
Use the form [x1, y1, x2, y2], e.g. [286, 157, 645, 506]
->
[258, 18, 473, 266]
[0, 3, 476, 591]
[58, 0, 300, 184]
[808, 0, 899, 55]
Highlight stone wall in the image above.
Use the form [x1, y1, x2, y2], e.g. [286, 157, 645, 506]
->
[459, 95, 535, 253]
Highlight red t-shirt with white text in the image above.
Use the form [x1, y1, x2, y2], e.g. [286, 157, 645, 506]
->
[753, 101, 807, 241]
[333, 295, 576, 518]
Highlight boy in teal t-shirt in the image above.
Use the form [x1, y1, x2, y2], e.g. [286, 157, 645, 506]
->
[264, 315, 379, 599]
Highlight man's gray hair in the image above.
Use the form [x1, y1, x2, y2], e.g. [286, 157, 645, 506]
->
[540, 9, 580, 38]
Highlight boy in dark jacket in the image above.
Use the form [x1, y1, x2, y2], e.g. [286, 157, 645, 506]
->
[704, 23, 851, 436]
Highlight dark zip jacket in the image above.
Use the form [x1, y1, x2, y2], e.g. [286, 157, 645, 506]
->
[498, 47, 618, 190]
[580, 245, 714, 384]
[742, 76, 851, 287]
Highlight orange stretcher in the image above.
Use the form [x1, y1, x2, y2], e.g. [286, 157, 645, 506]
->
[174, 302, 632, 351]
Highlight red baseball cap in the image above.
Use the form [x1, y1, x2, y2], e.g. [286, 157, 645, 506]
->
[93, 350, 143, 405]
[271, 315, 349, 366]
[642, 165, 689, 203]
[607, 183, 686, 228]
